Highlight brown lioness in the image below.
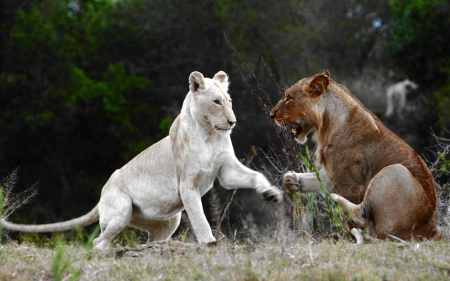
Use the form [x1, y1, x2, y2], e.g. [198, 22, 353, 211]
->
[270, 71, 441, 241]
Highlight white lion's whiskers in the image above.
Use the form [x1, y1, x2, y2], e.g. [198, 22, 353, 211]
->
[212, 120, 233, 132]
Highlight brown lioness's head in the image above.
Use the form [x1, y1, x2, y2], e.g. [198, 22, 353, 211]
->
[270, 70, 331, 144]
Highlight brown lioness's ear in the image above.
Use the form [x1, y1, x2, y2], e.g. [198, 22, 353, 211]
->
[322, 70, 331, 78]
[305, 74, 330, 97]
[189, 71, 206, 92]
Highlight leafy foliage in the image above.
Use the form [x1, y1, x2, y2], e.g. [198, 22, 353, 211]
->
[389, 0, 450, 132]
[1, 0, 157, 220]
[294, 146, 349, 236]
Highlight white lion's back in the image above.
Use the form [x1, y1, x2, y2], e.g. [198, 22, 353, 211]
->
[121, 137, 179, 206]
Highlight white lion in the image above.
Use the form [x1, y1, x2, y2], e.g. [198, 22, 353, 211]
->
[1, 71, 283, 249]
[385, 79, 417, 118]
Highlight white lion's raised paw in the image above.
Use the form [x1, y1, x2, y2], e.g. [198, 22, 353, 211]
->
[262, 187, 283, 203]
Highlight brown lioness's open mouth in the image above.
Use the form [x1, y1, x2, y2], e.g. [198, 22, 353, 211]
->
[290, 122, 302, 138]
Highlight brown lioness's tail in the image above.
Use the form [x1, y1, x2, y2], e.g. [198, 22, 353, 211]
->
[1, 204, 99, 232]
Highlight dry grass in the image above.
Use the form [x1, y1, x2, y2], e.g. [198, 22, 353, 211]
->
[2, 63, 450, 279]
[1, 234, 450, 281]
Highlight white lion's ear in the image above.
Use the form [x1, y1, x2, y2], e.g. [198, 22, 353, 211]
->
[189, 71, 206, 92]
[213, 71, 228, 83]
[213, 71, 229, 90]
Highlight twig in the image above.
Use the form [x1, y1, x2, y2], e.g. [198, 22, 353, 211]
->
[215, 151, 257, 238]
[214, 189, 237, 239]
[258, 148, 287, 174]
[1, 167, 38, 219]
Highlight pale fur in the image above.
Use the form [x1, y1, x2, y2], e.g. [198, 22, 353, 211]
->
[271, 71, 440, 242]
[1, 71, 283, 249]
[385, 79, 417, 118]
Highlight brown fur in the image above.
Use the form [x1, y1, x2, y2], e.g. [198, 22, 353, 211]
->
[270, 71, 441, 240]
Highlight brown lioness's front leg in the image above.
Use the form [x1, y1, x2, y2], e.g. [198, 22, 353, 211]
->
[282, 171, 331, 194]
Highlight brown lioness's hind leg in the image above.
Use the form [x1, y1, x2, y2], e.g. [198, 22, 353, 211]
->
[332, 164, 440, 241]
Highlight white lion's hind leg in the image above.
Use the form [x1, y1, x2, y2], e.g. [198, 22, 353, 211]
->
[93, 216, 132, 250]
[93, 220, 129, 250]
[93, 193, 133, 250]
[145, 213, 182, 243]
[93, 215, 132, 250]
[93, 235, 111, 250]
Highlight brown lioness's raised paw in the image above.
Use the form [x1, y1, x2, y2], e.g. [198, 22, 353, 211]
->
[282, 171, 302, 194]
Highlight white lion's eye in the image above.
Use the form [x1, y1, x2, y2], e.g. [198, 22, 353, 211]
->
[214, 100, 221, 105]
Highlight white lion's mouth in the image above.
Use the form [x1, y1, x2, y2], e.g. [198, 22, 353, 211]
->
[214, 125, 231, 131]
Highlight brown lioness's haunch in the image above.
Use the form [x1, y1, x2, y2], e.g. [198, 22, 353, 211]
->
[1, 71, 283, 249]
[270, 71, 441, 241]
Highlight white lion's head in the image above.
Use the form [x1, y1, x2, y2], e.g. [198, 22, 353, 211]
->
[187, 71, 236, 135]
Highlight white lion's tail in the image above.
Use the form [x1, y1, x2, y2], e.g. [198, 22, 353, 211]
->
[1, 204, 99, 233]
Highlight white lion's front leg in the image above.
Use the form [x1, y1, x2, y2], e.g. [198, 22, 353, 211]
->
[180, 184, 216, 244]
[216, 152, 283, 203]
[282, 171, 330, 194]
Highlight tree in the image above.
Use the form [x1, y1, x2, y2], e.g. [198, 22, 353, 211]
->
[389, 0, 450, 133]
[0, 0, 154, 220]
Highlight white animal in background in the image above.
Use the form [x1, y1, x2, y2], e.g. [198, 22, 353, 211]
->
[385, 79, 417, 118]
[1, 71, 283, 249]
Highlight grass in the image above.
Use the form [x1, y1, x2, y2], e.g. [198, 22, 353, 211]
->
[2, 131, 449, 281]
[1, 234, 450, 280]
[2, 56, 450, 280]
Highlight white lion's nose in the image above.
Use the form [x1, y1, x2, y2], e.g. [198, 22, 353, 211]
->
[227, 119, 236, 126]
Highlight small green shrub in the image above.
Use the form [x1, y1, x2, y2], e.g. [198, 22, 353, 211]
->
[299, 146, 349, 236]
[51, 242, 81, 281]
[74, 225, 100, 250]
